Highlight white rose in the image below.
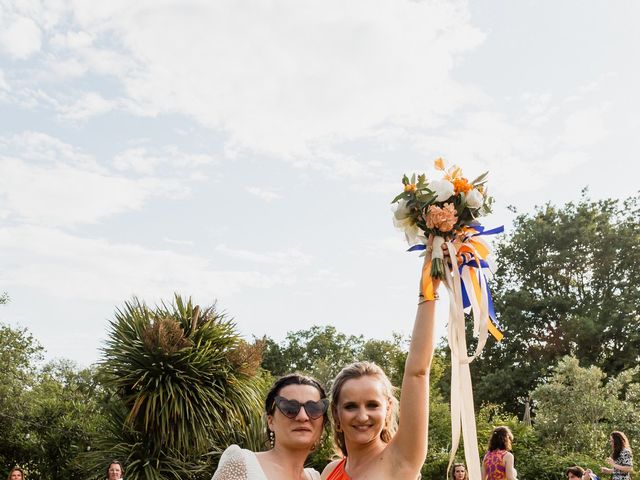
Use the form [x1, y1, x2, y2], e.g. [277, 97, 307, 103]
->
[392, 200, 425, 245]
[393, 199, 411, 221]
[427, 179, 455, 202]
[466, 188, 484, 209]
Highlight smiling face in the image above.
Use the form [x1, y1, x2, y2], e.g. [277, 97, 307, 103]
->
[335, 375, 390, 448]
[10, 471, 23, 480]
[107, 463, 122, 480]
[453, 465, 467, 480]
[267, 384, 325, 451]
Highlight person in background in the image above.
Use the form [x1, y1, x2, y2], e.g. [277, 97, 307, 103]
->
[600, 431, 633, 480]
[106, 460, 124, 480]
[451, 463, 469, 480]
[566, 465, 602, 480]
[482, 426, 517, 480]
[7, 468, 25, 480]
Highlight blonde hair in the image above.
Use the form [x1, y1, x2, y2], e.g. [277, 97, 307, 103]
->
[330, 361, 399, 456]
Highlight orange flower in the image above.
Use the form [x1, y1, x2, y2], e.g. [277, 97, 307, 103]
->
[453, 177, 472, 194]
[434, 157, 445, 171]
[424, 203, 458, 233]
[404, 183, 417, 193]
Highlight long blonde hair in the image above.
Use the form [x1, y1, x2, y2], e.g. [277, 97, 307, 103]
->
[330, 361, 399, 456]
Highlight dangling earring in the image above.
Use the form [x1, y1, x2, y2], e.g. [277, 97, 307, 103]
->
[269, 430, 275, 448]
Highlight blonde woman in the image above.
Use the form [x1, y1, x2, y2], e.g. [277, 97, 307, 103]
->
[321, 243, 442, 480]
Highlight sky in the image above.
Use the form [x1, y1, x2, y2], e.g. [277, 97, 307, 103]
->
[1, 0, 639, 367]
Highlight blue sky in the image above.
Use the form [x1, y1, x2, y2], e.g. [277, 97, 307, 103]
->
[1, 0, 638, 366]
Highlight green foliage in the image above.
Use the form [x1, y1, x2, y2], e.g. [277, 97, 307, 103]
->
[261, 325, 365, 386]
[90, 295, 267, 480]
[0, 324, 105, 480]
[472, 192, 640, 413]
[0, 323, 43, 473]
[532, 356, 640, 458]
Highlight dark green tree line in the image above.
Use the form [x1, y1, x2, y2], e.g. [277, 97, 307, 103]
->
[471, 192, 640, 413]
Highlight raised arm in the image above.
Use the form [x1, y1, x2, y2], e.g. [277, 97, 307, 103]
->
[504, 451, 517, 480]
[388, 249, 440, 470]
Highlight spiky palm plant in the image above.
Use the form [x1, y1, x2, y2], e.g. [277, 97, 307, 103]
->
[92, 295, 267, 480]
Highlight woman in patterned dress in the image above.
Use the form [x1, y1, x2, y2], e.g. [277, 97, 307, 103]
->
[600, 431, 633, 480]
[212, 373, 329, 480]
[482, 426, 517, 480]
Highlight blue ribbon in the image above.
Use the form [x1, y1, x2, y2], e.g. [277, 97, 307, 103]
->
[406, 225, 504, 330]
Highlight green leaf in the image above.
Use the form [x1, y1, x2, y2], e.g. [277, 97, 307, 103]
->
[471, 171, 489, 185]
[391, 192, 406, 204]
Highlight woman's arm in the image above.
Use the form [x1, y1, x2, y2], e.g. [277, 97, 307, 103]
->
[607, 460, 633, 473]
[388, 248, 440, 469]
[504, 451, 517, 480]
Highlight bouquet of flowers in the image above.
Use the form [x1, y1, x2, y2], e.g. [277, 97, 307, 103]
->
[392, 157, 493, 280]
[392, 157, 503, 480]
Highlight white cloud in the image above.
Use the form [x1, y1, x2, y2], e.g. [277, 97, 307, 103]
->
[58, 91, 115, 121]
[0, 131, 95, 168]
[0, 70, 9, 91]
[0, 132, 189, 226]
[19, 0, 485, 159]
[245, 186, 281, 202]
[0, 157, 185, 226]
[50, 30, 94, 50]
[561, 107, 608, 148]
[113, 145, 216, 175]
[216, 244, 313, 267]
[0, 226, 288, 302]
[0, 16, 42, 59]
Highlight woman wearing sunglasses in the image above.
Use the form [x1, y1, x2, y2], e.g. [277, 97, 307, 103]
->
[321, 241, 442, 480]
[213, 373, 328, 480]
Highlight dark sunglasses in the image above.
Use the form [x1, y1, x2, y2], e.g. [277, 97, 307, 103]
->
[274, 396, 329, 420]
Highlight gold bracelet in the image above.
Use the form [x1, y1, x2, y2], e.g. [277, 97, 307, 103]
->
[418, 294, 439, 304]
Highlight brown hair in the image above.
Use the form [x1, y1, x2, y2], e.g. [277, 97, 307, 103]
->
[566, 466, 585, 477]
[7, 468, 25, 480]
[105, 460, 124, 479]
[487, 426, 513, 451]
[264, 373, 328, 446]
[610, 431, 632, 461]
[330, 361, 398, 457]
[451, 463, 469, 480]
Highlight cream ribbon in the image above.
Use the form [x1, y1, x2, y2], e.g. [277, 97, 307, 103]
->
[438, 237, 492, 480]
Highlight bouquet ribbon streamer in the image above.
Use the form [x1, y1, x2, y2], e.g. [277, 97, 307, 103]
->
[410, 225, 504, 480]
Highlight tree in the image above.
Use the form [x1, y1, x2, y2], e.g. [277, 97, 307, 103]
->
[87, 295, 268, 480]
[261, 325, 364, 386]
[0, 325, 105, 480]
[531, 356, 640, 458]
[0, 324, 43, 473]
[26, 361, 107, 480]
[471, 192, 640, 413]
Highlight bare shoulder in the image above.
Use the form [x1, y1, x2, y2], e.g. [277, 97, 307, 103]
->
[320, 459, 343, 479]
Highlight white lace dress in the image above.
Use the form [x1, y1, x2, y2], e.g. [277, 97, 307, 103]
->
[212, 445, 321, 480]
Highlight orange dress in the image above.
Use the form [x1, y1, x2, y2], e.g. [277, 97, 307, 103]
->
[326, 458, 351, 480]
